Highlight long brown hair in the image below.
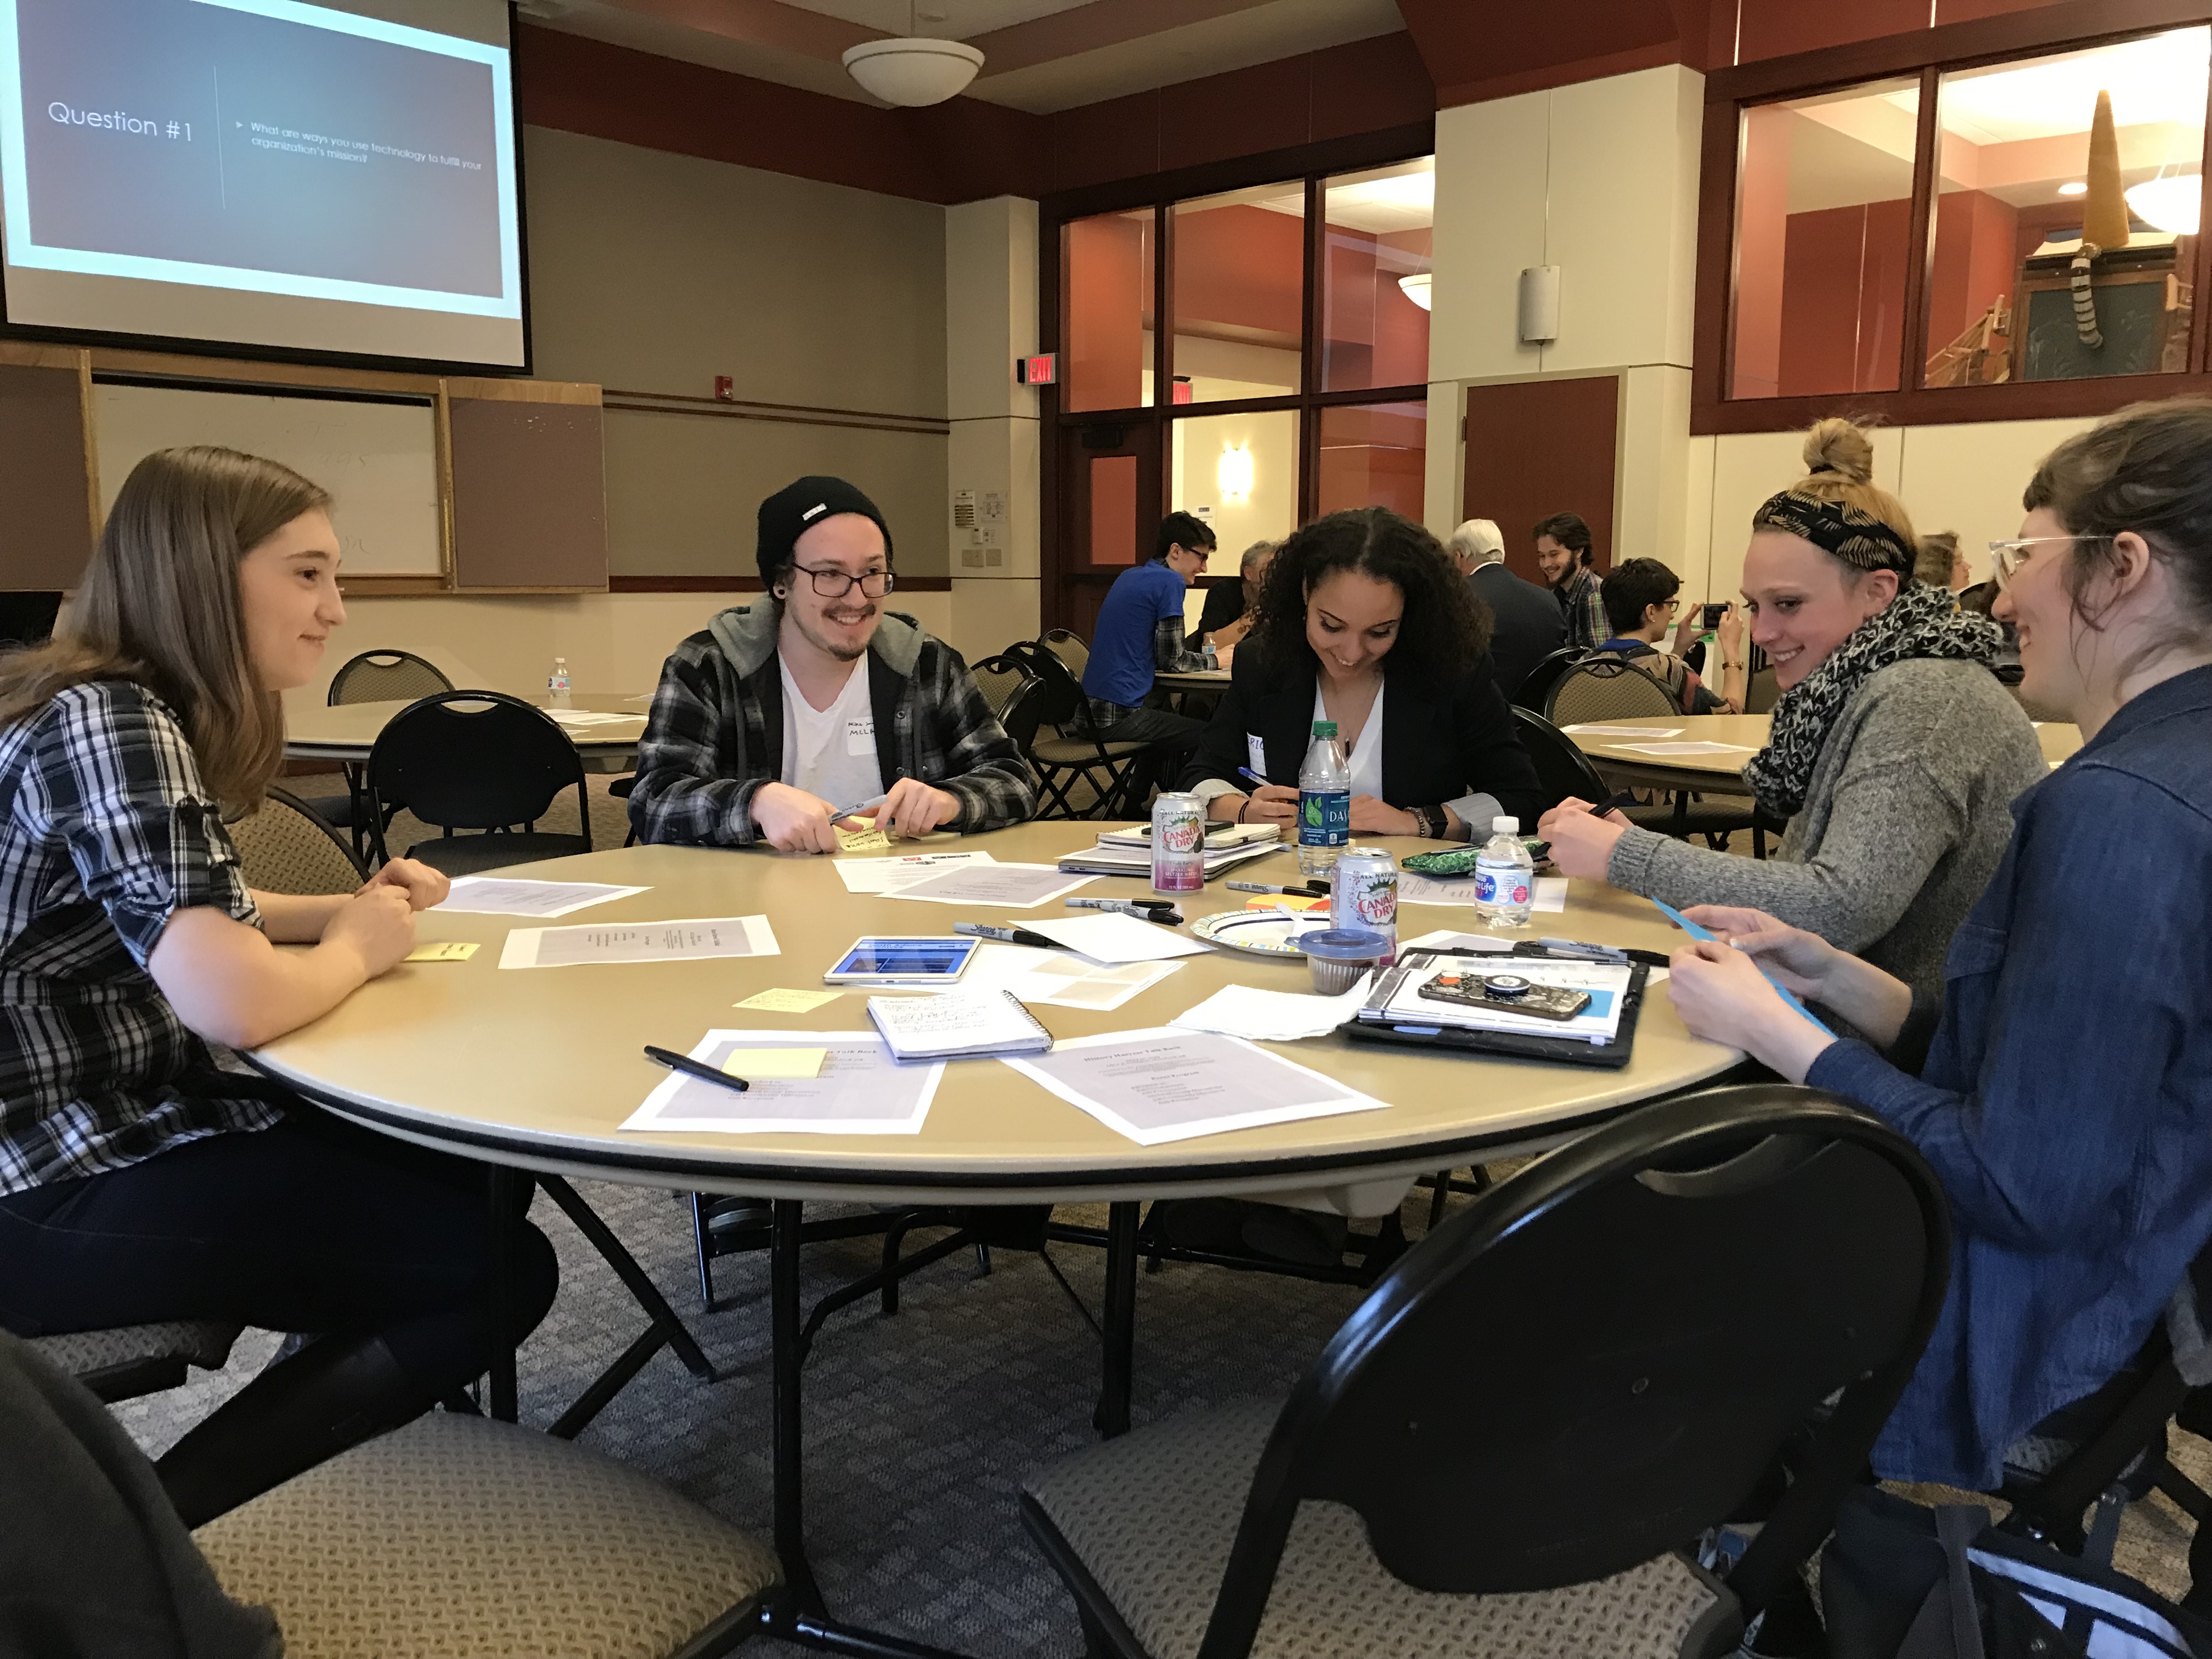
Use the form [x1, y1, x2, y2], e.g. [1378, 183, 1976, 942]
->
[0, 445, 332, 808]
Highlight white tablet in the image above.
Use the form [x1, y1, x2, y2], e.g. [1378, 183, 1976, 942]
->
[823, 935, 981, 985]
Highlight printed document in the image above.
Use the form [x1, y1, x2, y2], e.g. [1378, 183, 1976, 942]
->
[833, 850, 997, 895]
[878, 864, 1096, 908]
[1022, 912, 1211, 963]
[500, 915, 780, 969]
[1167, 976, 1372, 1042]
[433, 876, 647, 918]
[623, 1031, 939, 1136]
[1002, 1029, 1387, 1146]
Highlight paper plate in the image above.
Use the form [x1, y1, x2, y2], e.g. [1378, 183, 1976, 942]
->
[1189, 909, 1322, 958]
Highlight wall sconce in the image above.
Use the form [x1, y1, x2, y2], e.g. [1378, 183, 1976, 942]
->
[1397, 272, 1432, 311]
[1218, 444, 1253, 503]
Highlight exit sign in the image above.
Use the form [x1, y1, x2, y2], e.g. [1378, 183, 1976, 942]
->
[1016, 353, 1057, 386]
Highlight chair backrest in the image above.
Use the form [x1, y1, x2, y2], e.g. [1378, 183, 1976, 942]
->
[228, 786, 366, 895]
[1510, 647, 1583, 713]
[368, 692, 586, 836]
[1745, 665, 1780, 715]
[995, 673, 1048, 757]
[1041, 629, 1090, 682]
[968, 653, 1034, 722]
[328, 650, 453, 707]
[1510, 707, 1611, 816]
[1198, 1085, 1950, 1656]
[1544, 656, 1680, 726]
[1005, 639, 1083, 728]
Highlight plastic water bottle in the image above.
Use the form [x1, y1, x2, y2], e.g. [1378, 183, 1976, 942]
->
[1474, 815, 1536, 927]
[548, 656, 572, 708]
[1296, 719, 1350, 878]
[1203, 639, 1218, 670]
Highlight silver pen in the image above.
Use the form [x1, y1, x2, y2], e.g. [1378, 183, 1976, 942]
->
[1066, 897, 1181, 924]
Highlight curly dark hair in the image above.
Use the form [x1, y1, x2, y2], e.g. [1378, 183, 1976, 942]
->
[1245, 507, 1491, 691]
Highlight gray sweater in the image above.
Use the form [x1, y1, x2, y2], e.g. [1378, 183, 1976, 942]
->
[1606, 658, 2048, 998]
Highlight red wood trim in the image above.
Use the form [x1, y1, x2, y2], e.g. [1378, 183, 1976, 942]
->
[1691, 88, 1740, 428]
[1153, 199, 1173, 524]
[1041, 125, 1436, 223]
[607, 575, 955, 593]
[1899, 66, 1942, 393]
[1297, 173, 1322, 527]
[1432, 41, 1687, 111]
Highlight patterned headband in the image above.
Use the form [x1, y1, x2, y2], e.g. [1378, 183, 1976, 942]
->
[1751, 488, 1917, 577]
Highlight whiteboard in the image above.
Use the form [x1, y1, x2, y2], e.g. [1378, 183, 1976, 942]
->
[93, 384, 442, 576]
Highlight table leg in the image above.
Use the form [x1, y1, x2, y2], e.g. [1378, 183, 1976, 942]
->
[772, 1197, 823, 1612]
[487, 1166, 521, 1423]
[1092, 1200, 1139, 1438]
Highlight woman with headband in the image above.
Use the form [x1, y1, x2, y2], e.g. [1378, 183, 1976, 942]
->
[1541, 418, 2046, 1003]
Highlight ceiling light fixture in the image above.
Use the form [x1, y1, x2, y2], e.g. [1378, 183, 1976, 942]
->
[842, 0, 983, 107]
[2058, 180, 2088, 195]
[2126, 173, 2203, 234]
[1397, 273, 1433, 311]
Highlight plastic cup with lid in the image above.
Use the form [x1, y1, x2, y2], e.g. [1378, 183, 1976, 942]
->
[1300, 927, 1389, 996]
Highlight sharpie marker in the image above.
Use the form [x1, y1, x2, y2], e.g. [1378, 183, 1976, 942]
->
[1066, 897, 1182, 924]
[831, 793, 888, 821]
[953, 921, 1060, 950]
[1227, 879, 1329, 897]
[644, 1045, 751, 1093]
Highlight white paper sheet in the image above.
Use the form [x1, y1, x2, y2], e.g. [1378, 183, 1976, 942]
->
[1534, 877, 1568, 913]
[1562, 723, 1684, 738]
[879, 864, 1097, 908]
[1613, 741, 1756, 757]
[542, 708, 645, 728]
[1391, 872, 1565, 912]
[1002, 1029, 1387, 1146]
[1167, 975, 1372, 1042]
[1398, 929, 1515, 953]
[1008, 956, 1184, 1012]
[832, 850, 998, 895]
[1021, 912, 1212, 963]
[432, 877, 648, 919]
[499, 915, 780, 968]
[622, 1031, 939, 1136]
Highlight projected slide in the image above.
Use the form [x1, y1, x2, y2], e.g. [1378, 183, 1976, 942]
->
[0, 0, 518, 329]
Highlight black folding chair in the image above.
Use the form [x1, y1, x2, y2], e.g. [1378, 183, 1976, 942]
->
[366, 691, 592, 876]
[1511, 646, 1585, 713]
[320, 651, 456, 858]
[1549, 658, 1764, 853]
[1023, 1083, 1951, 1659]
[1006, 639, 1151, 821]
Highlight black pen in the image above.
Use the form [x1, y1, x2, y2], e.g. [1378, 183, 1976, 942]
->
[644, 1045, 751, 1093]
[1594, 790, 1643, 818]
[953, 921, 1060, 949]
[1226, 879, 1329, 896]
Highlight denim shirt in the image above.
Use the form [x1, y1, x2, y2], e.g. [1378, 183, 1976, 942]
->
[1807, 665, 2212, 1489]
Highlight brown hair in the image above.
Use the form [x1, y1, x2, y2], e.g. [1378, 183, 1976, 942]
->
[2023, 398, 2212, 653]
[1914, 531, 1961, 589]
[0, 445, 332, 808]
[1754, 418, 1918, 579]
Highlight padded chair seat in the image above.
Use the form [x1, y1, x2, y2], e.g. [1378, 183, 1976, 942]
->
[195, 1412, 781, 1659]
[29, 1320, 241, 1401]
[404, 832, 592, 877]
[1030, 734, 1150, 764]
[1022, 1401, 1736, 1659]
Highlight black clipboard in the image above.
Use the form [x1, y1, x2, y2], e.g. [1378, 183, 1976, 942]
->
[1343, 947, 1649, 1069]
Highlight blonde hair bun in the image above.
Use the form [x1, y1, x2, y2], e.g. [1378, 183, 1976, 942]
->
[1802, 417, 1874, 486]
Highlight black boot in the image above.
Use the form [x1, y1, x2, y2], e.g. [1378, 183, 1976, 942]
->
[156, 1334, 431, 1528]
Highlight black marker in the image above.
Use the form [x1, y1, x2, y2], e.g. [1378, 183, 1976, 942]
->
[645, 1045, 751, 1093]
[953, 921, 1060, 949]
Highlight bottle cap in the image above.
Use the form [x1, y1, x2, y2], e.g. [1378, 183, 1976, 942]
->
[1492, 815, 1519, 834]
[1312, 720, 1338, 737]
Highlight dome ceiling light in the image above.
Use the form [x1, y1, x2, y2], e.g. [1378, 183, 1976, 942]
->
[843, 2, 983, 108]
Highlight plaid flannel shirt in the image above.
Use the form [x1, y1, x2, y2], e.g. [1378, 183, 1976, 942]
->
[1557, 567, 1609, 654]
[629, 606, 1037, 847]
[0, 680, 278, 1197]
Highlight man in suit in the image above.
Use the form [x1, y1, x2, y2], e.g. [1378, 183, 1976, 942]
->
[1449, 518, 1562, 703]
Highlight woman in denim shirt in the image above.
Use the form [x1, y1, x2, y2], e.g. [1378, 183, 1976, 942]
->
[1666, 399, 2212, 1493]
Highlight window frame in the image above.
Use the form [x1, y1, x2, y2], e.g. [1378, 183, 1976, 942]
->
[1039, 126, 1435, 631]
[1694, 0, 2212, 433]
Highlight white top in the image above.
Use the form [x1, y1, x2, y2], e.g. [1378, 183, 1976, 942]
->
[1314, 681, 1385, 800]
[780, 654, 882, 808]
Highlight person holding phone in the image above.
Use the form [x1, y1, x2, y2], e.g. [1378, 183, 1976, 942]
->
[1663, 399, 2212, 1495]
[1539, 419, 2046, 1004]
[1593, 557, 1747, 714]
[0, 447, 558, 1526]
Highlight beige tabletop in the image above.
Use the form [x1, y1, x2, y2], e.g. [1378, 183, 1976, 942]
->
[285, 691, 652, 772]
[1155, 668, 1232, 693]
[1568, 712, 2083, 792]
[249, 823, 1741, 1208]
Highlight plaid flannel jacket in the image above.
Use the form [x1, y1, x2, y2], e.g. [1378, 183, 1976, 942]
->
[0, 680, 278, 1197]
[1557, 567, 1609, 654]
[628, 606, 1037, 847]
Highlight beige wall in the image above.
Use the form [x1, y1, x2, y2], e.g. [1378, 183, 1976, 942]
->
[523, 125, 950, 581]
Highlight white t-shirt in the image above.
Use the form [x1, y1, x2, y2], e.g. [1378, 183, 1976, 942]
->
[1313, 681, 1386, 802]
[779, 655, 882, 809]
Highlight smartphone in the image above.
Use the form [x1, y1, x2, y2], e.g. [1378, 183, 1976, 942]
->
[824, 936, 979, 984]
[1700, 601, 1728, 629]
[1417, 970, 1591, 1022]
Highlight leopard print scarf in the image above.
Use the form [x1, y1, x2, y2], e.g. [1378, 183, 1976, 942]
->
[1742, 582, 2005, 819]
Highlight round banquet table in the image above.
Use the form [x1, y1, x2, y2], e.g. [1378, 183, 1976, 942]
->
[247, 822, 1743, 1658]
[1567, 711, 2083, 795]
[283, 690, 652, 775]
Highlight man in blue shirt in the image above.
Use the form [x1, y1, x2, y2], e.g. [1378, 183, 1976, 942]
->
[1080, 513, 1214, 787]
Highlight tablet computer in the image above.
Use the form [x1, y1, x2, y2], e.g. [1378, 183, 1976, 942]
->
[823, 936, 980, 985]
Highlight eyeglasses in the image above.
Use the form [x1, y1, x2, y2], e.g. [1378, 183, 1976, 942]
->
[1985, 534, 2104, 588]
[792, 564, 894, 599]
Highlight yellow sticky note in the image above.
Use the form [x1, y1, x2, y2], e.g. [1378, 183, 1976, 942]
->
[724, 1047, 826, 1080]
[405, 941, 480, 962]
[1244, 894, 1327, 912]
[837, 826, 893, 853]
[733, 986, 843, 1013]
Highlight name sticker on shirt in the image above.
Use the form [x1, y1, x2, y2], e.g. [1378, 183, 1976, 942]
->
[846, 716, 876, 757]
[1246, 733, 1266, 776]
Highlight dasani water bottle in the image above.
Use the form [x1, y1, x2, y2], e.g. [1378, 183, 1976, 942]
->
[1296, 720, 1350, 878]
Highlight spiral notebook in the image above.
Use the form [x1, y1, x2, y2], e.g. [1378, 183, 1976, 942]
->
[867, 988, 1054, 1060]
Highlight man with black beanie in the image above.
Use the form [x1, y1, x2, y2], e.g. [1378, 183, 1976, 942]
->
[628, 475, 1035, 852]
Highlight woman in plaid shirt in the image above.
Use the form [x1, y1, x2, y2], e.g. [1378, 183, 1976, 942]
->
[0, 447, 556, 1526]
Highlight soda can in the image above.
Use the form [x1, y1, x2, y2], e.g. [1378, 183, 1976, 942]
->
[1150, 792, 1206, 894]
[1331, 847, 1398, 961]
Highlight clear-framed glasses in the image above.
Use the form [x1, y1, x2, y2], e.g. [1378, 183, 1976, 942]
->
[793, 564, 894, 599]
[1986, 535, 2096, 588]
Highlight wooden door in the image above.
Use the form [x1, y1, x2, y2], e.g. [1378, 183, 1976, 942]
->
[1048, 418, 1160, 639]
[1462, 375, 1620, 586]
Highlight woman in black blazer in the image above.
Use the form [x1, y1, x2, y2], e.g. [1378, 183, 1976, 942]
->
[1183, 507, 1543, 838]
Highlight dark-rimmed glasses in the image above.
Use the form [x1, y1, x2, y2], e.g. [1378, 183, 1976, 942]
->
[792, 565, 894, 599]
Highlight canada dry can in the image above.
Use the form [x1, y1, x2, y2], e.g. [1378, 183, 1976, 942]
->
[1331, 847, 1398, 960]
[1150, 792, 1206, 893]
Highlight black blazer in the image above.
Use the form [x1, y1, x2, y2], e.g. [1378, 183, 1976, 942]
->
[1469, 563, 1565, 703]
[1181, 649, 1545, 830]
